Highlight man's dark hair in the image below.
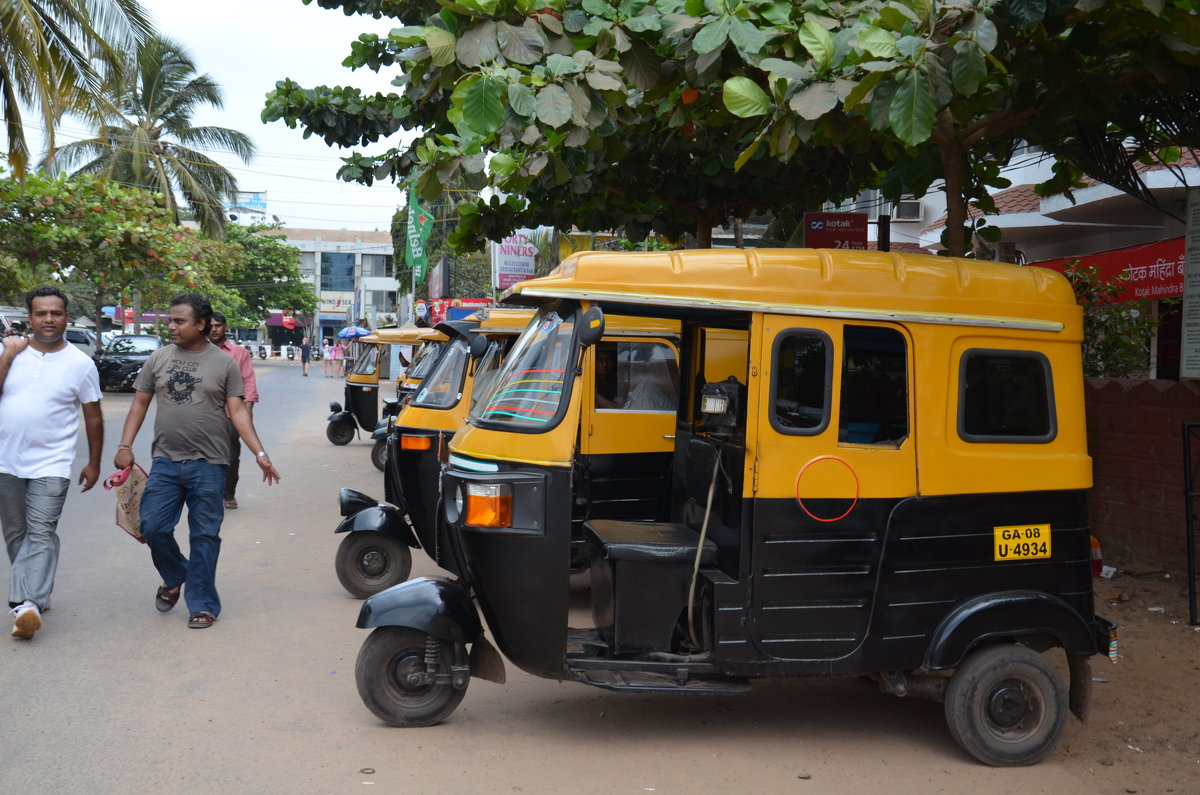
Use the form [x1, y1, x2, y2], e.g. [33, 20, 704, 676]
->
[211, 310, 227, 324]
[25, 285, 68, 312]
[170, 293, 214, 334]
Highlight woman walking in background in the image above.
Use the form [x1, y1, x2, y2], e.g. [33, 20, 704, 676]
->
[333, 340, 346, 377]
[322, 339, 333, 377]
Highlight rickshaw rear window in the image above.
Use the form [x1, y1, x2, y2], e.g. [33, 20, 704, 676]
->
[413, 338, 471, 409]
[469, 340, 506, 414]
[408, 340, 444, 379]
[771, 331, 831, 434]
[839, 325, 909, 445]
[473, 309, 575, 430]
[959, 350, 1055, 441]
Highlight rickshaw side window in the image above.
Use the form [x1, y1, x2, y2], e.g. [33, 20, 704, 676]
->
[351, 345, 379, 376]
[839, 326, 909, 445]
[770, 331, 832, 434]
[413, 339, 471, 409]
[470, 341, 505, 414]
[959, 350, 1056, 442]
[595, 341, 678, 412]
[409, 341, 444, 379]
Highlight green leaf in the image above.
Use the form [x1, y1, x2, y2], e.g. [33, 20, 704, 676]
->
[788, 82, 839, 120]
[498, 20, 545, 65]
[536, 84, 574, 127]
[545, 53, 583, 78]
[734, 132, 764, 172]
[693, 17, 732, 55]
[898, 0, 933, 22]
[843, 71, 883, 111]
[799, 19, 834, 67]
[728, 18, 769, 58]
[425, 27, 457, 67]
[489, 152, 518, 178]
[888, 70, 936, 146]
[625, 14, 662, 34]
[722, 76, 771, 118]
[620, 38, 661, 91]
[856, 26, 898, 59]
[464, 77, 505, 134]
[760, 57, 810, 81]
[585, 70, 624, 91]
[951, 41, 987, 95]
[508, 82, 537, 117]
[582, 0, 616, 19]
[1007, 0, 1048, 30]
[456, 21, 500, 68]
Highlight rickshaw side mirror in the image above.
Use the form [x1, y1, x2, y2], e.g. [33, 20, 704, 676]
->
[578, 307, 605, 348]
[467, 332, 489, 360]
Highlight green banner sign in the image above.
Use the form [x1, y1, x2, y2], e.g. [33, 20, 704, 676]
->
[406, 187, 434, 283]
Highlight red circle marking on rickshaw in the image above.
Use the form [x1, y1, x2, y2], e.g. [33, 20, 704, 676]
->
[795, 455, 860, 523]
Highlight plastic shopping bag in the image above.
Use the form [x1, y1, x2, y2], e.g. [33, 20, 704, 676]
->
[102, 465, 148, 543]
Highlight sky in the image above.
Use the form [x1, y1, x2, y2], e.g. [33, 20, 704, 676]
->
[46, 0, 413, 232]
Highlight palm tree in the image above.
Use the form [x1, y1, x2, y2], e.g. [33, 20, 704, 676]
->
[45, 34, 254, 237]
[0, 0, 151, 177]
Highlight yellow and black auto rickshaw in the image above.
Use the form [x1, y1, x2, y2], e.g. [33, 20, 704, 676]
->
[352, 248, 1116, 767]
[333, 308, 681, 596]
[326, 326, 446, 447]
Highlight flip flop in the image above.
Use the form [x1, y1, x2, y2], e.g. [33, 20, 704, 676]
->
[155, 584, 181, 613]
[187, 611, 216, 629]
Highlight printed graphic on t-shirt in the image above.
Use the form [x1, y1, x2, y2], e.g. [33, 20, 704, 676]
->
[165, 358, 203, 405]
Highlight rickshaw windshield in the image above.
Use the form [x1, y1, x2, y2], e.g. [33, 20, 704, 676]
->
[469, 340, 505, 415]
[471, 306, 577, 431]
[408, 340, 444, 379]
[413, 338, 470, 409]
[350, 345, 379, 376]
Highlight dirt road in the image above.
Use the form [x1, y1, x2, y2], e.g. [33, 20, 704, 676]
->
[1, 360, 1196, 793]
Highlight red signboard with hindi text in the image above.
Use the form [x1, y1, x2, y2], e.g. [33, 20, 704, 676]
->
[1033, 237, 1183, 302]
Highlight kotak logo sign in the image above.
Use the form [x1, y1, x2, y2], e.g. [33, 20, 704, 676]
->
[804, 212, 868, 250]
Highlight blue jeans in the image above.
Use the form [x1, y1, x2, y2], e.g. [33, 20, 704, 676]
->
[0, 474, 69, 609]
[140, 459, 226, 617]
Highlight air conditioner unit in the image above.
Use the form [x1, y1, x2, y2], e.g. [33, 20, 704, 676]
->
[892, 199, 923, 222]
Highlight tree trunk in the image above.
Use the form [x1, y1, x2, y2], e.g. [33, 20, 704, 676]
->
[936, 111, 970, 258]
[693, 219, 713, 249]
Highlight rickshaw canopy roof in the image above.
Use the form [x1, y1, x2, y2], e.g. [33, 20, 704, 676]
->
[362, 326, 447, 345]
[505, 249, 1080, 334]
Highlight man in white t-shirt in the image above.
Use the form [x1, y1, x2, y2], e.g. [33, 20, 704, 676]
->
[0, 286, 103, 640]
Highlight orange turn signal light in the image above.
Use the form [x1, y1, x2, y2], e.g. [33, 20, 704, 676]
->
[401, 435, 432, 451]
[465, 483, 512, 528]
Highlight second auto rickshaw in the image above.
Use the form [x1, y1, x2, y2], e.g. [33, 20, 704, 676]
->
[352, 248, 1116, 767]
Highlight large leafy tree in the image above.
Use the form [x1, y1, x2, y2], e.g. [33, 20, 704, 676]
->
[0, 168, 239, 330]
[45, 34, 255, 237]
[0, 0, 152, 177]
[217, 223, 318, 328]
[265, 1, 1200, 256]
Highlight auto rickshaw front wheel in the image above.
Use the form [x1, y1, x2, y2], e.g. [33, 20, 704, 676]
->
[327, 419, 356, 445]
[335, 531, 413, 598]
[944, 643, 1068, 767]
[371, 438, 387, 471]
[356, 627, 468, 727]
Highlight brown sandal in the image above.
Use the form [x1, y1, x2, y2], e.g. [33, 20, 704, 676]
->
[155, 584, 181, 613]
[187, 611, 215, 629]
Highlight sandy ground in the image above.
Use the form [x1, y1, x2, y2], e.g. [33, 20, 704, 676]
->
[0, 360, 1197, 794]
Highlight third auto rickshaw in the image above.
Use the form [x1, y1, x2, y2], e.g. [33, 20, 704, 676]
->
[352, 248, 1116, 767]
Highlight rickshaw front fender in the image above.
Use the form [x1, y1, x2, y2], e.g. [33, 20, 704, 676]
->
[356, 576, 483, 645]
[334, 504, 418, 549]
[371, 420, 388, 441]
[328, 410, 353, 424]
[925, 590, 1097, 671]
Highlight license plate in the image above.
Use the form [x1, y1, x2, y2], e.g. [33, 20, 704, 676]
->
[993, 524, 1051, 561]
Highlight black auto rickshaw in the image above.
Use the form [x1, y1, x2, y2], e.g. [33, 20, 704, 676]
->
[326, 327, 446, 446]
[351, 248, 1117, 767]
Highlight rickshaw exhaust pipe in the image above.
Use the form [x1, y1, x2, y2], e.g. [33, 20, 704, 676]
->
[875, 670, 949, 703]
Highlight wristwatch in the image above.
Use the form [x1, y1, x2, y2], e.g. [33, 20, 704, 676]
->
[255, 451, 269, 459]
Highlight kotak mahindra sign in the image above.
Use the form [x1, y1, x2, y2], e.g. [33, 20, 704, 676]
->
[803, 213, 868, 249]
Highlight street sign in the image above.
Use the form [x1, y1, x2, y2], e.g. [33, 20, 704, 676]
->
[804, 212, 868, 249]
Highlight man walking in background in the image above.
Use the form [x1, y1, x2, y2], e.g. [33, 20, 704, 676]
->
[209, 311, 257, 510]
[114, 294, 279, 629]
[299, 336, 312, 376]
[0, 286, 103, 640]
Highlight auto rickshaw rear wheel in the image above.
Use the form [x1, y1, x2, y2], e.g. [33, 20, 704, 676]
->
[944, 643, 1067, 767]
[327, 419, 356, 445]
[355, 627, 467, 727]
[335, 531, 412, 598]
[371, 438, 387, 471]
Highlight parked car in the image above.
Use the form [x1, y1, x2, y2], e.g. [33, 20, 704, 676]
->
[0, 305, 28, 336]
[95, 334, 161, 391]
[64, 326, 98, 358]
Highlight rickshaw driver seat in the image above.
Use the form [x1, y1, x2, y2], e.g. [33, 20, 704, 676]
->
[585, 519, 718, 654]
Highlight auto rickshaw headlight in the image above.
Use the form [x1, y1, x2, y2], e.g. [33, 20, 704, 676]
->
[401, 435, 432, 451]
[465, 483, 512, 528]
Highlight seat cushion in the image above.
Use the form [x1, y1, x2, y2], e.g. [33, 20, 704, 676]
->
[585, 519, 717, 565]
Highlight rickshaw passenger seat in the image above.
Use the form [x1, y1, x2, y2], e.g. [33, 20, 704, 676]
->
[584, 520, 717, 565]
[584, 520, 717, 653]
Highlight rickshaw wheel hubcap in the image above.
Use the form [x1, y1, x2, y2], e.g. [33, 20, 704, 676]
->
[360, 550, 387, 577]
[986, 682, 1031, 729]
